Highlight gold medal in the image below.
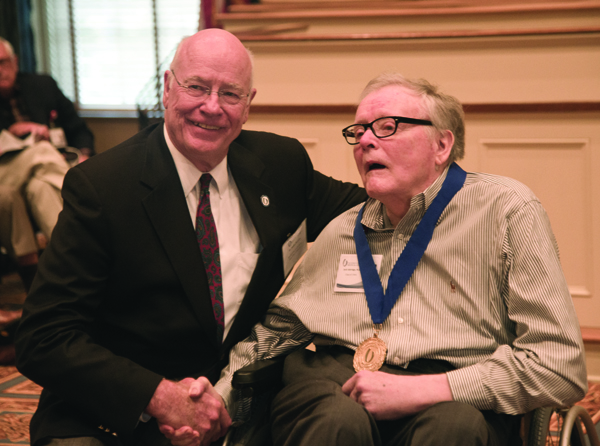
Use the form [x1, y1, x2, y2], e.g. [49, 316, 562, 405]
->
[353, 325, 387, 372]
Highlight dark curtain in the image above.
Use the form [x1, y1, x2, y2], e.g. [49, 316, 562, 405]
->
[0, 0, 20, 54]
[17, 0, 36, 72]
[0, 0, 36, 72]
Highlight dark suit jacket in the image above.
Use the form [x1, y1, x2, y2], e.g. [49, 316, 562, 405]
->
[15, 123, 366, 444]
[0, 72, 94, 152]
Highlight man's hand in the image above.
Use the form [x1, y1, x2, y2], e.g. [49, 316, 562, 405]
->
[146, 377, 231, 446]
[159, 425, 201, 446]
[341, 371, 453, 420]
[8, 122, 50, 141]
[77, 149, 91, 163]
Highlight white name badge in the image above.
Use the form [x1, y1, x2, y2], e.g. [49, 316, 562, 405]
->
[282, 219, 307, 277]
[49, 127, 67, 149]
[334, 254, 383, 293]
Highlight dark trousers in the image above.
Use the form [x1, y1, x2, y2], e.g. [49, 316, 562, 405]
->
[271, 347, 522, 446]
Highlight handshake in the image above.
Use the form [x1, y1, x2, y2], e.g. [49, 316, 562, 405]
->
[146, 377, 231, 446]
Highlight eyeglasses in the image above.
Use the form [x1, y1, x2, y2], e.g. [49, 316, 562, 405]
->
[171, 70, 250, 106]
[342, 116, 433, 145]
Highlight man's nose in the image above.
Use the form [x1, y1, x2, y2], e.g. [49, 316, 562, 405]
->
[201, 91, 222, 112]
[358, 128, 378, 149]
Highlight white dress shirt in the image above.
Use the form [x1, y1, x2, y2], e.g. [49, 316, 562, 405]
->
[164, 128, 260, 338]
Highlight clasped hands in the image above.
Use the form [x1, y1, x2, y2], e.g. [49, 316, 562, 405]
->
[152, 371, 453, 446]
[146, 377, 231, 446]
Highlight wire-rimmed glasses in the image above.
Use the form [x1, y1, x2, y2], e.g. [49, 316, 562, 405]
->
[171, 70, 250, 106]
[342, 116, 433, 145]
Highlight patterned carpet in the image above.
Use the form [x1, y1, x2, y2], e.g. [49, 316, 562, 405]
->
[0, 366, 40, 445]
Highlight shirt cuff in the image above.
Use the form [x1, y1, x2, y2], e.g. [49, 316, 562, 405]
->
[446, 365, 493, 411]
[214, 380, 235, 416]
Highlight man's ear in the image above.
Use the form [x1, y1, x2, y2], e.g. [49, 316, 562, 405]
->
[435, 129, 454, 166]
[242, 88, 257, 125]
[162, 71, 171, 109]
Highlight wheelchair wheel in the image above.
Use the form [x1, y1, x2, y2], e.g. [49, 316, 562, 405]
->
[527, 407, 563, 446]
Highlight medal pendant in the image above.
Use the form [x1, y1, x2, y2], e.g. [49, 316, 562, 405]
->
[353, 333, 387, 372]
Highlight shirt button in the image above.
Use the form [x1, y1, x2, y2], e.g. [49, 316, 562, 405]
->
[398, 317, 404, 324]
[394, 356, 401, 363]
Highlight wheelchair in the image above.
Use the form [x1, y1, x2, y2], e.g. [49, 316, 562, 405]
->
[227, 357, 600, 446]
[524, 404, 600, 446]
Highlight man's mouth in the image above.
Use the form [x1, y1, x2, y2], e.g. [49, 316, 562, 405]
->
[192, 122, 221, 130]
[366, 162, 385, 172]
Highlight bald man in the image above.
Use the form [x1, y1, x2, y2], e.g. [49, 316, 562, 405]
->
[15, 29, 367, 446]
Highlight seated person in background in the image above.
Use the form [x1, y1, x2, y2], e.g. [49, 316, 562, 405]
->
[0, 184, 37, 363]
[169, 73, 587, 446]
[0, 184, 39, 291]
[0, 36, 94, 243]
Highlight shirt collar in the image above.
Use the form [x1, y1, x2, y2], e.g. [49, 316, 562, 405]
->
[361, 165, 451, 231]
[164, 125, 229, 199]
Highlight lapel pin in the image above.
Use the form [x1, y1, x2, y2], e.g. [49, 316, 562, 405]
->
[261, 195, 270, 207]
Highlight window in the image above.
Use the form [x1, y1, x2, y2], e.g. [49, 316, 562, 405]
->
[31, 0, 200, 112]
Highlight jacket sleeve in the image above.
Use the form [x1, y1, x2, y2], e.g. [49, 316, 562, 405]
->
[48, 77, 95, 153]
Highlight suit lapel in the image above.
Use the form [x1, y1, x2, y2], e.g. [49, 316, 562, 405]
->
[224, 141, 286, 349]
[139, 126, 220, 350]
[228, 141, 281, 249]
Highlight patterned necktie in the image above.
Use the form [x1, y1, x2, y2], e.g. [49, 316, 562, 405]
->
[196, 174, 224, 341]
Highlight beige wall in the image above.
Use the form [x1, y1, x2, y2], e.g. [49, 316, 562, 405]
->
[241, 35, 600, 106]
[85, 117, 139, 154]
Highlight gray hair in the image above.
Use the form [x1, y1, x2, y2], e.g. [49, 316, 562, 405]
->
[0, 37, 15, 58]
[360, 73, 465, 164]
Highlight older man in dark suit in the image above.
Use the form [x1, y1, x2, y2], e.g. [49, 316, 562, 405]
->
[15, 29, 366, 446]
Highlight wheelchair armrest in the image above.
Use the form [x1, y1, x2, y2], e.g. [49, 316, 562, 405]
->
[232, 357, 285, 394]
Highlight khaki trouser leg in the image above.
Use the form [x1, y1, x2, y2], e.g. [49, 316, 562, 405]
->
[0, 184, 38, 257]
[0, 141, 69, 240]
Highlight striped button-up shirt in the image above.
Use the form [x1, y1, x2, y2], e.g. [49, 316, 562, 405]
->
[216, 166, 587, 415]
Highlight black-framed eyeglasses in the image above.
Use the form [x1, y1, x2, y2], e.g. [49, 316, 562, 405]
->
[171, 70, 250, 106]
[342, 116, 433, 145]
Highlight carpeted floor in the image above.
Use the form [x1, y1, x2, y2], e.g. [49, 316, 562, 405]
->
[0, 366, 40, 445]
[0, 269, 34, 445]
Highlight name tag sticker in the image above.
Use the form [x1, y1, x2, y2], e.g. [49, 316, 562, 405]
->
[334, 254, 382, 293]
[49, 127, 67, 149]
[282, 219, 307, 277]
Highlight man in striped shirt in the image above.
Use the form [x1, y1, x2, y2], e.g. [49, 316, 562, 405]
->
[169, 73, 587, 446]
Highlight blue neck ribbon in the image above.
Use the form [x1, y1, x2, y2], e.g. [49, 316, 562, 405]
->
[353, 163, 467, 324]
